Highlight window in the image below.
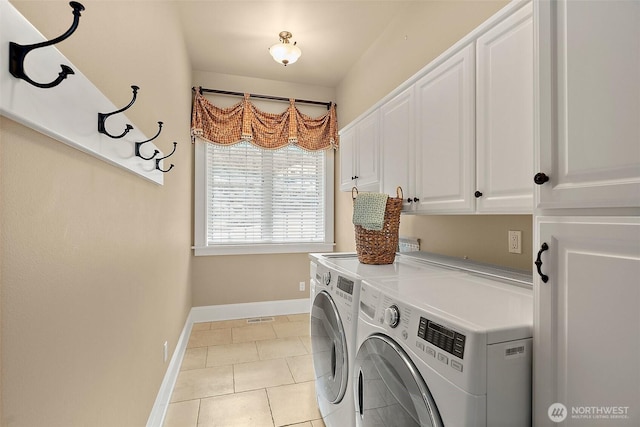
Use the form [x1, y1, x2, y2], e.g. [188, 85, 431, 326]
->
[194, 141, 334, 255]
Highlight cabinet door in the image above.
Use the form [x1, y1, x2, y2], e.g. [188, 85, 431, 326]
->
[476, 2, 533, 213]
[380, 87, 413, 208]
[535, 0, 640, 208]
[353, 110, 380, 192]
[338, 126, 356, 191]
[414, 43, 475, 213]
[534, 217, 640, 426]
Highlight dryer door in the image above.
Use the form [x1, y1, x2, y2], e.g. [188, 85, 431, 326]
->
[311, 290, 348, 404]
[355, 334, 443, 427]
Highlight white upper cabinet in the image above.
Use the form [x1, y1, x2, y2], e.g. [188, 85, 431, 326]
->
[476, 2, 533, 213]
[535, 0, 640, 209]
[414, 43, 476, 213]
[339, 126, 356, 191]
[339, 110, 380, 192]
[340, 1, 535, 216]
[411, 1, 534, 215]
[380, 87, 414, 206]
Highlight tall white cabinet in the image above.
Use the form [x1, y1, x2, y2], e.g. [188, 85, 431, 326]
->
[534, 217, 640, 425]
[533, 1, 640, 425]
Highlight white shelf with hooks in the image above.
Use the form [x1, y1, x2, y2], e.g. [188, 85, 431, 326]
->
[0, 0, 164, 185]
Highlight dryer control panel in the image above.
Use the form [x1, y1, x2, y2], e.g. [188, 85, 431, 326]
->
[336, 276, 354, 303]
[337, 276, 354, 295]
[418, 317, 466, 360]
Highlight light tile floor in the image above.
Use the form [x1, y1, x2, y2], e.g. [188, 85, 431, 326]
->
[163, 314, 325, 427]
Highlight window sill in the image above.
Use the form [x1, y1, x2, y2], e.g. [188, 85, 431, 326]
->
[193, 243, 335, 256]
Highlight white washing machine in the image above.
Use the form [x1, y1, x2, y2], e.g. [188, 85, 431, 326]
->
[309, 253, 462, 427]
[354, 270, 533, 427]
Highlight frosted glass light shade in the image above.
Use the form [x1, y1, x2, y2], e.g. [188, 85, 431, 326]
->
[269, 31, 302, 66]
[269, 42, 302, 66]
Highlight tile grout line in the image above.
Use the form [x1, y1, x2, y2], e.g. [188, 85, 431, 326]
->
[195, 399, 202, 427]
[264, 386, 277, 427]
[232, 360, 237, 394]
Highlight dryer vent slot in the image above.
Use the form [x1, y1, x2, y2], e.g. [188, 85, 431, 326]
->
[505, 345, 526, 359]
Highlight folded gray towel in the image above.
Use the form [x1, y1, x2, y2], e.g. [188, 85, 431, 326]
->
[353, 192, 388, 231]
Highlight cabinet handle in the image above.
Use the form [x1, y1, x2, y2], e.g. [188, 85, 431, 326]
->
[407, 198, 413, 203]
[474, 191, 483, 198]
[413, 197, 419, 202]
[535, 243, 549, 283]
[534, 173, 550, 185]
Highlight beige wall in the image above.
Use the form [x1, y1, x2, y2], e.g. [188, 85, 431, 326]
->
[192, 254, 312, 306]
[2, 2, 193, 426]
[190, 70, 335, 307]
[336, 0, 510, 125]
[398, 215, 533, 270]
[334, 0, 533, 271]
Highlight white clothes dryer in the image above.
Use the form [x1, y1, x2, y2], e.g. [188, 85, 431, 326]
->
[354, 270, 533, 427]
[309, 253, 462, 427]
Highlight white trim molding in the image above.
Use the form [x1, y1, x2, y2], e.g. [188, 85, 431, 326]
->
[146, 298, 311, 427]
[190, 298, 310, 323]
[193, 243, 334, 256]
[146, 312, 194, 427]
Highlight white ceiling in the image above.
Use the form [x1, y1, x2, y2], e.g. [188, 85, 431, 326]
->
[10, 0, 410, 89]
[175, 1, 409, 88]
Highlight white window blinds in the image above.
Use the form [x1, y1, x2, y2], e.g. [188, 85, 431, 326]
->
[206, 142, 326, 245]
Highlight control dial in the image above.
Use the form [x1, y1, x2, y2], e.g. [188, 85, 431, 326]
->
[384, 305, 400, 328]
[322, 271, 331, 286]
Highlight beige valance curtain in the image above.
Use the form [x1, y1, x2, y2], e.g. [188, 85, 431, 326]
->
[191, 90, 339, 151]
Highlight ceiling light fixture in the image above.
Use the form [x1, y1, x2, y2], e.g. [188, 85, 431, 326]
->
[269, 31, 301, 66]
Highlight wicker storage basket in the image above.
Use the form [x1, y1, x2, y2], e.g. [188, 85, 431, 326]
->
[352, 187, 403, 265]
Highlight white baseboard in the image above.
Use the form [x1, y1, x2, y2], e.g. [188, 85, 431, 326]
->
[146, 298, 310, 427]
[190, 298, 310, 323]
[146, 311, 194, 427]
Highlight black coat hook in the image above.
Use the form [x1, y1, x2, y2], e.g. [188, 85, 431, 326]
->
[156, 142, 177, 173]
[9, 1, 85, 89]
[98, 85, 139, 139]
[135, 121, 162, 160]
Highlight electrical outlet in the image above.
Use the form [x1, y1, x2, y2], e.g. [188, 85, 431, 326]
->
[508, 230, 522, 254]
[299, 281, 306, 291]
[163, 341, 168, 363]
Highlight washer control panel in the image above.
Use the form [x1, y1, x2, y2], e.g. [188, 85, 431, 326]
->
[418, 316, 466, 360]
